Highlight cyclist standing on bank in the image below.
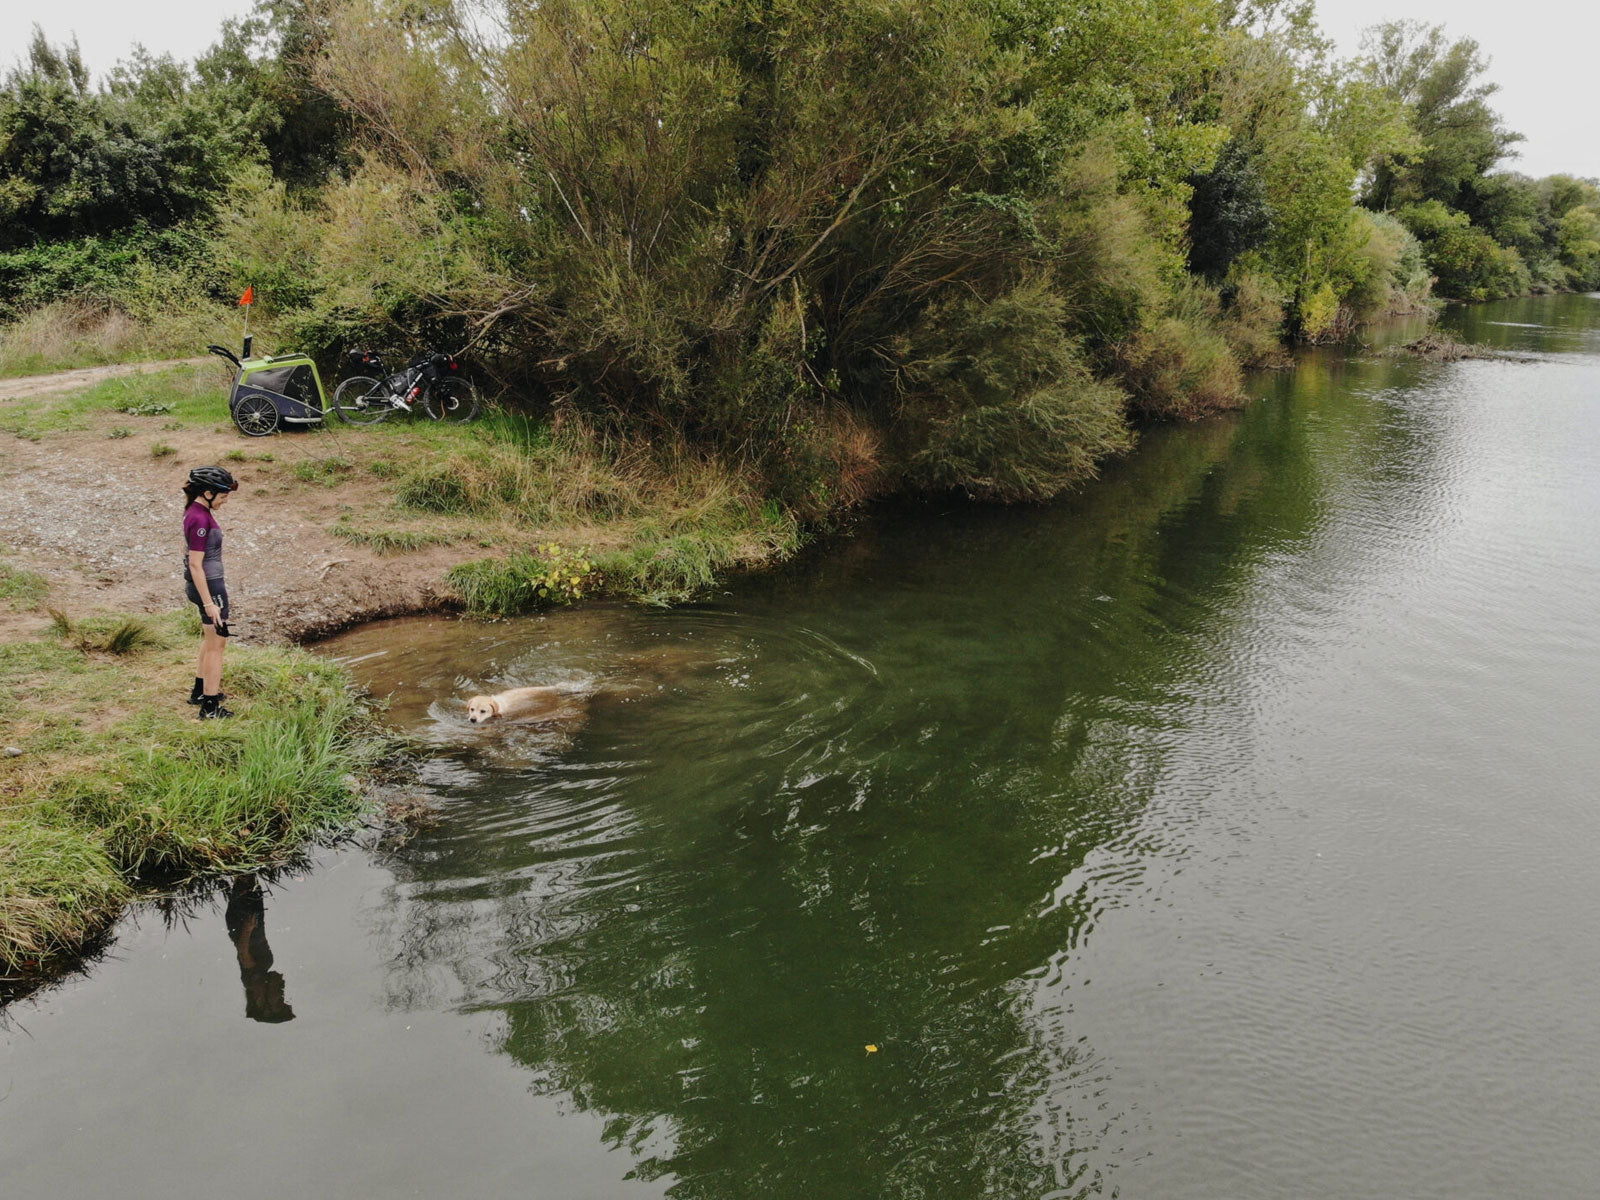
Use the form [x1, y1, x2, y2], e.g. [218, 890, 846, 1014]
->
[183, 466, 237, 719]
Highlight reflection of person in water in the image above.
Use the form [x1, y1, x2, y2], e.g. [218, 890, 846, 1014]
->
[225, 875, 295, 1023]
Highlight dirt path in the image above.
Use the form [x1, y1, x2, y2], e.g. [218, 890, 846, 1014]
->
[0, 421, 463, 645]
[0, 357, 214, 400]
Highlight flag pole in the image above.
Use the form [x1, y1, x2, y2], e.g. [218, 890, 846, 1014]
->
[240, 285, 254, 359]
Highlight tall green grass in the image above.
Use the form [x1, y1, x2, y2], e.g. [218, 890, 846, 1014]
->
[0, 299, 237, 379]
[449, 502, 803, 613]
[0, 819, 129, 977]
[391, 421, 808, 607]
[330, 524, 463, 554]
[1, 614, 398, 980]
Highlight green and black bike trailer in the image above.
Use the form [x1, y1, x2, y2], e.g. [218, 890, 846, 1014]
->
[208, 343, 327, 437]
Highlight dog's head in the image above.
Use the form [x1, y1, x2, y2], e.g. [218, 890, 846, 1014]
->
[466, 695, 501, 724]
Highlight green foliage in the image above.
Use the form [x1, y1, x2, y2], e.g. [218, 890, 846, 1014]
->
[1118, 305, 1247, 417]
[0, 33, 245, 250]
[12, 0, 1600, 532]
[1398, 201, 1531, 300]
[1360, 22, 1523, 212]
[193, 0, 354, 191]
[446, 545, 597, 616]
[1304, 209, 1432, 332]
[1188, 139, 1274, 283]
[245, 0, 1244, 504]
[1217, 268, 1287, 365]
[1344, 20, 1595, 307]
[1297, 281, 1341, 342]
[1556, 204, 1600, 290]
[891, 280, 1133, 499]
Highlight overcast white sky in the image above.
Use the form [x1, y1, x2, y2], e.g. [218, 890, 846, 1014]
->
[2, 0, 1595, 179]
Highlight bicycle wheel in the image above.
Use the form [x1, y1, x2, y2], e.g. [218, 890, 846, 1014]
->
[332, 376, 394, 424]
[423, 378, 479, 423]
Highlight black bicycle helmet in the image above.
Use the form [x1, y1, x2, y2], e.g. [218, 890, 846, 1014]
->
[188, 465, 238, 493]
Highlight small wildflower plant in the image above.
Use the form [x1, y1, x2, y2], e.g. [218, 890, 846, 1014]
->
[532, 542, 595, 604]
[445, 543, 598, 615]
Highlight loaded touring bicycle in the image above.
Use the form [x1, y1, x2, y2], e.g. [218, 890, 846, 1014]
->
[332, 348, 480, 424]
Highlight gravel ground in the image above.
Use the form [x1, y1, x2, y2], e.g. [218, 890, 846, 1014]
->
[0, 393, 462, 644]
[0, 357, 212, 400]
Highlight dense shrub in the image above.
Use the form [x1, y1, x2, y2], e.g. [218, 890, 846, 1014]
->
[890, 280, 1133, 500]
[0, 226, 218, 321]
[1399, 200, 1531, 300]
[1217, 268, 1286, 366]
[0, 36, 244, 250]
[1118, 313, 1245, 418]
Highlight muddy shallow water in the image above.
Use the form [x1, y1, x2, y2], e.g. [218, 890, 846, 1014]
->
[5, 297, 1600, 1199]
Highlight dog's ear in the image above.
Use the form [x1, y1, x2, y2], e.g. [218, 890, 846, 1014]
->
[490, 697, 502, 717]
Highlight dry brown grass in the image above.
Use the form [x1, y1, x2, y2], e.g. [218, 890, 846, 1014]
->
[0, 300, 258, 379]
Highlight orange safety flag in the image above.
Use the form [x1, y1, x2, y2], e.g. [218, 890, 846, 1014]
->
[238, 285, 254, 307]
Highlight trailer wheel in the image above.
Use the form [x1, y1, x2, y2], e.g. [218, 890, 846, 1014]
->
[233, 395, 280, 437]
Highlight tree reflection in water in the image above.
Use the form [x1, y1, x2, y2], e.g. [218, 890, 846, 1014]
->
[369, 354, 1440, 1199]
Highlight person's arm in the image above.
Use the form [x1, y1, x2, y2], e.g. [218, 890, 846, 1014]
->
[188, 549, 221, 622]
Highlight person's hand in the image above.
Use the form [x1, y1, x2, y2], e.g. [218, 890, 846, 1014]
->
[206, 602, 222, 621]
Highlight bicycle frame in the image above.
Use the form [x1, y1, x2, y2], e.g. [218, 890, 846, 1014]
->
[347, 350, 463, 412]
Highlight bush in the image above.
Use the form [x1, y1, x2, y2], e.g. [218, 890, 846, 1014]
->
[0, 226, 220, 321]
[891, 280, 1133, 499]
[445, 544, 596, 616]
[1218, 268, 1286, 365]
[1398, 200, 1531, 300]
[0, 36, 240, 250]
[1119, 311, 1245, 418]
[1298, 280, 1343, 343]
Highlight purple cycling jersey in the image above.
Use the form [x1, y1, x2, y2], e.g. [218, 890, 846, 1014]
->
[183, 501, 224, 586]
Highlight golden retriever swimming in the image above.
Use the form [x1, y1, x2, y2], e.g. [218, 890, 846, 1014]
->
[466, 685, 569, 724]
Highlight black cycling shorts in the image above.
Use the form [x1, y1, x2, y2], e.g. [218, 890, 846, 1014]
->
[186, 578, 231, 632]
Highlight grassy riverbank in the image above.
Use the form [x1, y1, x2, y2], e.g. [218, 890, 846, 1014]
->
[0, 605, 397, 986]
[0, 361, 808, 987]
[1, 361, 806, 623]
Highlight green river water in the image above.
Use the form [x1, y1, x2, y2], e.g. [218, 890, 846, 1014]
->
[4, 296, 1599, 1198]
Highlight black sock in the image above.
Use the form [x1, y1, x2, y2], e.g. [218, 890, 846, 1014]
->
[191, 677, 205, 700]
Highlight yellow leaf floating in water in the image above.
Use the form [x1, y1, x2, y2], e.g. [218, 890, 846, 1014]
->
[865, 1045, 878, 1054]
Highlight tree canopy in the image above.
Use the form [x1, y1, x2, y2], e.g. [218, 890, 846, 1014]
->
[3, 0, 1598, 508]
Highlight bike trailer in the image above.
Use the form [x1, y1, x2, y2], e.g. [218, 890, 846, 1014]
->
[208, 344, 327, 437]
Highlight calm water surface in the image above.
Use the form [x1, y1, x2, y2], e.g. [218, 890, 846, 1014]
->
[5, 296, 1600, 1198]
